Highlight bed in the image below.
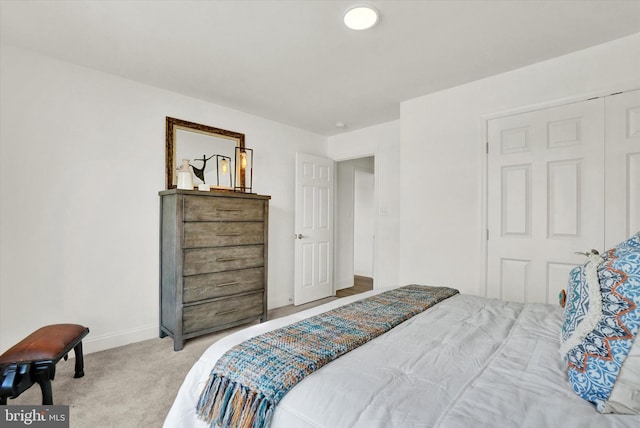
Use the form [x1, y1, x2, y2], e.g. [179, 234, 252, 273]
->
[164, 234, 640, 428]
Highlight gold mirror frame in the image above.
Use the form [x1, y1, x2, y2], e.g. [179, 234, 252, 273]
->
[165, 117, 245, 190]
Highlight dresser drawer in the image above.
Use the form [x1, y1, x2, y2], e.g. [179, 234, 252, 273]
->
[182, 292, 264, 334]
[183, 222, 264, 248]
[183, 245, 264, 275]
[184, 196, 264, 222]
[183, 267, 264, 303]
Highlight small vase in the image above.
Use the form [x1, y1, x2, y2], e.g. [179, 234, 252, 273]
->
[177, 171, 194, 190]
[177, 159, 194, 190]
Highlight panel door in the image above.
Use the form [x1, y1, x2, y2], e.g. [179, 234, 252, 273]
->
[605, 89, 640, 248]
[294, 153, 334, 305]
[487, 98, 605, 304]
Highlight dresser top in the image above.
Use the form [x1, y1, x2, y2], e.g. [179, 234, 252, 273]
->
[159, 189, 271, 200]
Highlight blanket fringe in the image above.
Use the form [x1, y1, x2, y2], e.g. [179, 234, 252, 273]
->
[197, 374, 275, 428]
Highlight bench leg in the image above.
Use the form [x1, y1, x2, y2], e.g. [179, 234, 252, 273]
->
[37, 377, 53, 405]
[73, 341, 85, 378]
[32, 363, 53, 405]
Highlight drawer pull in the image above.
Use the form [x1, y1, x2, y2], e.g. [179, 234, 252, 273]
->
[216, 208, 241, 212]
[216, 309, 239, 316]
[216, 281, 239, 288]
[217, 257, 240, 262]
[216, 232, 241, 237]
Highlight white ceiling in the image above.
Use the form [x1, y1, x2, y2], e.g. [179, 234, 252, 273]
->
[2, 1, 640, 136]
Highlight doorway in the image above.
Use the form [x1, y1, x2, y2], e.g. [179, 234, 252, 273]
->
[335, 156, 375, 295]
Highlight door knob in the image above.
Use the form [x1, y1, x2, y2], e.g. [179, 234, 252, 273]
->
[295, 233, 305, 239]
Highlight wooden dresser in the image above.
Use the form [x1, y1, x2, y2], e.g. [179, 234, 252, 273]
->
[159, 189, 270, 351]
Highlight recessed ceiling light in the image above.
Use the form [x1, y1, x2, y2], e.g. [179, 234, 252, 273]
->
[344, 5, 379, 30]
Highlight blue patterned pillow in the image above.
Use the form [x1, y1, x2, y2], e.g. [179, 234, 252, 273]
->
[560, 232, 640, 413]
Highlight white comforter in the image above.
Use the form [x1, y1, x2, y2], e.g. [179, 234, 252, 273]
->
[164, 289, 640, 427]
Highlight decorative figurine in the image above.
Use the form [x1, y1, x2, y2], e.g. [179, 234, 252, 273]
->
[191, 154, 214, 183]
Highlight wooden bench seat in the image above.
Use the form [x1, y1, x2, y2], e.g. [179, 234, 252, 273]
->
[0, 324, 89, 405]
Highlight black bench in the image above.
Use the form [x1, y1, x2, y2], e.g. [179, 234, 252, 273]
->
[0, 324, 89, 405]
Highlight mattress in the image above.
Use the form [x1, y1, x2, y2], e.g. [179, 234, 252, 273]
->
[164, 289, 640, 427]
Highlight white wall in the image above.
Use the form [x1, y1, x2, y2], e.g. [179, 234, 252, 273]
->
[335, 162, 355, 289]
[327, 121, 400, 289]
[354, 168, 375, 276]
[399, 33, 640, 296]
[0, 45, 326, 353]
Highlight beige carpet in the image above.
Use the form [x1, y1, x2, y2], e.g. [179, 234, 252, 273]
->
[4, 297, 338, 427]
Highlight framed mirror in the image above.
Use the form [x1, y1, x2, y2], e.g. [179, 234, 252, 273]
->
[165, 117, 244, 190]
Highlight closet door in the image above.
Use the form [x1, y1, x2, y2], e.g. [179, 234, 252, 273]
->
[487, 98, 605, 304]
[605, 89, 640, 248]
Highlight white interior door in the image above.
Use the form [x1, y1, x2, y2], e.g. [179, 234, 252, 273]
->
[605, 89, 640, 248]
[487, 98, 605, 304]
[294, 153, 334, 305]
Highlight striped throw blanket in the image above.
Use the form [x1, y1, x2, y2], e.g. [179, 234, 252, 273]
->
[197, 285, 459, 428]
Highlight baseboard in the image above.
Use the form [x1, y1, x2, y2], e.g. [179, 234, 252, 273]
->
[82, 297, 297, 353]
[82, 324, 158, 354]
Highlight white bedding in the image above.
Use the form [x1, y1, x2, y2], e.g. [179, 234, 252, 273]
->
[164, 289, 640, 427]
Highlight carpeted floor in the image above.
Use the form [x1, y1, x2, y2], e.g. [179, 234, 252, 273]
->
[5, 297, 338, 427]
